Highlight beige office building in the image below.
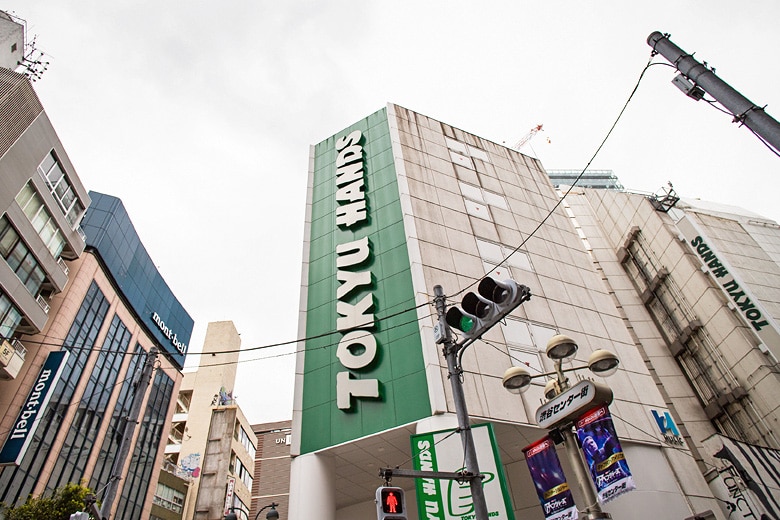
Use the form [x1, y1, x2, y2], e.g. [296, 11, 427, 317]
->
[166, 321, 258, 520]
[290, 104, 780, 519]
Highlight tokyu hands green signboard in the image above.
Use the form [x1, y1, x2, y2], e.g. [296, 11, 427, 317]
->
[411, 424, 515, 520]
[299, 107, 430, 454]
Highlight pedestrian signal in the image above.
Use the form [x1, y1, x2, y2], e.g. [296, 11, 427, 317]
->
[376, 486, 407, 520]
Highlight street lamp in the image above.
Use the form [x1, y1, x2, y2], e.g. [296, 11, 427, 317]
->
[226, 503, 279, 520]
[502, 334, 620, 520]
[255, 503, 280, 520]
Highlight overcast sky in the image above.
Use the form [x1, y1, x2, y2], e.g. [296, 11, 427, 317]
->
[5, 1, 779, 424]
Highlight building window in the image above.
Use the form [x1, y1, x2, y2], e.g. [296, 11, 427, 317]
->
[152, 482, 185, 513]
[459, 182, 509, 222]
[15, 182, 67, 257]
[231, 452, 253, 490]
[501, 319, 558, 384]
[0, 216, 47, 296]
[37, 151, 85, 228]
[115, 369, 175, 520]
[476, 238, 533, 277]
[0, 281, 109, 506]
[0, 290, 22, 339]
[48, 315, 132, 492]
[235, 423, 256, 460]
[445, 137, 491, 163]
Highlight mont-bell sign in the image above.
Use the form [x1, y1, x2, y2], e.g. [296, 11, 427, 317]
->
[0, 351, 68, 465]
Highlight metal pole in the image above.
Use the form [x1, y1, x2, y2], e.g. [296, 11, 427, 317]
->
[100, 347, 158, 519]
[647, 31, 780, 153]
[560, 426, 611, 520]
[553, 363, 611, 520]
[434, 285, 490, 520]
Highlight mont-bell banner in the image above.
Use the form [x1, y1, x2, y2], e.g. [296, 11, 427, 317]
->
[523, 436, 578, 520]
[575, 404, 635, 503]
[0, 350, 68, 466]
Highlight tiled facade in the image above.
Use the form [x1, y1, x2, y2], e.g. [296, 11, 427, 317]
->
[291, 105, 728, 519]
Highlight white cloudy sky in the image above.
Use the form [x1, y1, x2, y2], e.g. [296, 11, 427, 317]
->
[5, 1, 779, 423]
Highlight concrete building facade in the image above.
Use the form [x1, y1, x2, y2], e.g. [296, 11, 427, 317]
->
[0, 192, 193, 519]
[560, 187, 780, 515]
[0, 65, 90, 384]
[165, 321, 257, 520]
[289, 104, 756, 520]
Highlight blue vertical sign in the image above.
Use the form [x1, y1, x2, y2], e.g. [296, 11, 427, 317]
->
[575, 404, 635, 503]
[523, 436, 578, 520]
[0, 350, 68, 466]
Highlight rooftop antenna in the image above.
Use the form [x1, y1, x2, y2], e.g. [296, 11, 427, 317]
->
[18, 34, 50, 82]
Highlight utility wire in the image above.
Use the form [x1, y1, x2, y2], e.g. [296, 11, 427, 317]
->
[453, 55, 658, 300]
[13, 53, 660, 374]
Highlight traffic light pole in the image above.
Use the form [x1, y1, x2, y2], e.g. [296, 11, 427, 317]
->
[647, 31, 780, 154]
[433, 285, 490, 520]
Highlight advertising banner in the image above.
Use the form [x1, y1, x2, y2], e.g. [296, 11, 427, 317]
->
[0, 350, 68, 466]
[523, 436, 578, 520]
[575, 404, 635, 503]
[411, 423, 515, 520]
[703, 433, 780, 519]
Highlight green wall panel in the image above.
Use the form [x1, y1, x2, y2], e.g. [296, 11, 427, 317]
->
[300, 108, 430, 453]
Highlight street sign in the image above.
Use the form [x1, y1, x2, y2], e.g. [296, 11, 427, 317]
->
[536, 380, 613, 429]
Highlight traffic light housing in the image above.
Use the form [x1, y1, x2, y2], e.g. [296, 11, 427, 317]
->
[446, 277, 531, 341]
[376, 486, 407, 520]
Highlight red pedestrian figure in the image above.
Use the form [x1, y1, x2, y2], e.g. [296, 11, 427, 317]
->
[386, 492, 398, 513]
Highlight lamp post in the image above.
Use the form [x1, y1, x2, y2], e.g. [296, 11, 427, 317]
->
[255, 503, 280, 520]
[502, 334, 620, 520]
[226, 503, 279, 520]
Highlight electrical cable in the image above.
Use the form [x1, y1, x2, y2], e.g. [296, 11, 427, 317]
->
[450, 55, 658, 300]
[10, 53, 662, 393]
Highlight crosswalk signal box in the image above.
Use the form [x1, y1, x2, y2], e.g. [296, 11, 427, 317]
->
[376, 486, 407, 520]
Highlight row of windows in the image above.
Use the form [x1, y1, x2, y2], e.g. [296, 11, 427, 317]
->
[0, 280, 174, 520]
[116, 368, 175, 519]
[15, 182, 67, 258]
[235, 422, 257, 460]
[231, 452, 253, 490]
[0, 215, 46, 296]
[37, 151, 86, 228]
[48, 315, 133, 491]
[153, 482, 185, 513]
[445, 137, 555, 381]
[0, 281, 110, 505]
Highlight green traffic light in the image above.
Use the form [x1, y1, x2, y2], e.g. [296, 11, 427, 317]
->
[460, 315, 475, 333]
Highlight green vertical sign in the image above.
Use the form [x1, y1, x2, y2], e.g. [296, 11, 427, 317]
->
[411, 424, 516, 520]
[300, 107, 430, 454]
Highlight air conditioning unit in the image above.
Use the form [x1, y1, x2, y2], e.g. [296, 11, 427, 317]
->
[36, 294, 50, 313]
[0, 339, 26, 380]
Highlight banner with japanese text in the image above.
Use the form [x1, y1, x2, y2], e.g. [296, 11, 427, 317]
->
[523, 436, 578, 520]
[575, 404, 635, 503]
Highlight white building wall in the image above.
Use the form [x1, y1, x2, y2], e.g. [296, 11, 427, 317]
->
[290, 105, 726, 519]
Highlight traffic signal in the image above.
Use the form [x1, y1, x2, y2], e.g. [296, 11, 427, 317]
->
[376, 486, 407, 520]
[446, 277, 531, 341]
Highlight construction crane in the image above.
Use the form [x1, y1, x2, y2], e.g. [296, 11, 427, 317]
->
[512, 124, 544, 150]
